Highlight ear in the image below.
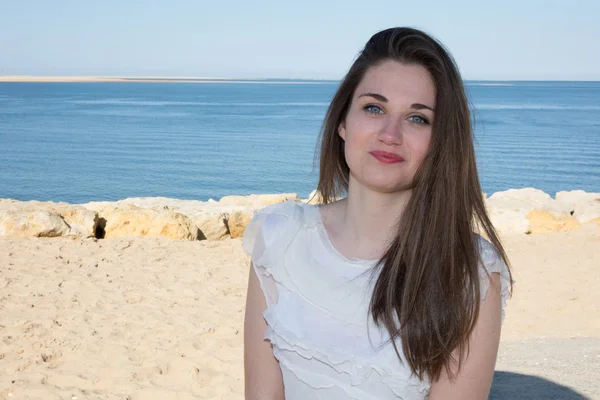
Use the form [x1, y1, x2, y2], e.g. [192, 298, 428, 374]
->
[337, 121, 346, 141]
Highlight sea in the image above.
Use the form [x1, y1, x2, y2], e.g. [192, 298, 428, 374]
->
[0, 80, 599, 204]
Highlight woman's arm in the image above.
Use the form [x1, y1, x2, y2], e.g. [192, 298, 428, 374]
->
[428, 273, 503, 400]
[244, 262, 285, 400]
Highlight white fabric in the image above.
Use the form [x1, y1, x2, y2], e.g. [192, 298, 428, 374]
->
[242, 200, 511, 400]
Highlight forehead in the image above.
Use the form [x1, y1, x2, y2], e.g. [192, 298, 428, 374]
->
[354, 60, 436, 106]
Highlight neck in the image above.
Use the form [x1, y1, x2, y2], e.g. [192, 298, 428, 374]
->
[338, 180, 412, 257]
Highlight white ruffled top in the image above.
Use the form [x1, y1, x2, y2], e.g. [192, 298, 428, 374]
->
[242, 200, 511, 400]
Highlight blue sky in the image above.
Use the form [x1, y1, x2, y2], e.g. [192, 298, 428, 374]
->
[1, 0, 598, 80]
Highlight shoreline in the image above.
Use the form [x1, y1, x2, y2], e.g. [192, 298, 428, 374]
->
[0, 75, 338, 84]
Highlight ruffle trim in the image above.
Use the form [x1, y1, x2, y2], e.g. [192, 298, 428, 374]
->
[477, 236, 513, 322]
[241, 200, 307, 308]
[263, 306, 431, 397]
[277, 357, 384, 400]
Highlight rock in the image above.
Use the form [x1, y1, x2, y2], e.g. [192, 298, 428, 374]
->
[188, 211, 229, 241]
[486, 188, 574, 235]
[301, 189, 349, 204]
[220, 194, 305, 238]
[483, 211, 531, 236]
[0, 210, 71, 237]
[118, 197, 232, 241]
[84, 196, 302, 241]
[0, 199, 98, 238]
[48, 207, 98, 237]
[555, 190, 600, 224]
[99, 205, 199, 240]
[83, 198, 231, 241]
[304, 189, 324, 205]
[228, 209, 254, 239]
[526, 209, 580, 234]
[219, 193, 299, 208]
[218, 194, 302, 239]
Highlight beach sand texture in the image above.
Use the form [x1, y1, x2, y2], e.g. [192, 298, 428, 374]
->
[0, 225, 598, 399]
[0, 76, 331, 84]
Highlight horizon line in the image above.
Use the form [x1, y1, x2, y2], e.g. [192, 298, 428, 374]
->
[0, 75, 599, 84]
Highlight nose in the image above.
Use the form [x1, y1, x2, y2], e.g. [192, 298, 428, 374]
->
[377, 116, 403, 145]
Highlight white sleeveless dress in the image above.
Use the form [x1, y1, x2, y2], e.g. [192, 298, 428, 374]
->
[242, 200, 511, 400]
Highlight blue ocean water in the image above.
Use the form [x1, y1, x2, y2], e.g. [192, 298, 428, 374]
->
[0, 81, 599, 204]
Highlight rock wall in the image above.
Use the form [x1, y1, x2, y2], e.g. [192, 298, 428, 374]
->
[1, 189, 598, 240]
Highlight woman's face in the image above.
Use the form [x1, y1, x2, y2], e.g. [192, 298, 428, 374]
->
[339, 60, 436, 193]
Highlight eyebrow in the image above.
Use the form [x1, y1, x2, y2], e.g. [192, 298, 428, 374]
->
[358, 92, 435, 112]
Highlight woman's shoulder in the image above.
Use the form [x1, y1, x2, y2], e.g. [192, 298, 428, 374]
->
[474, 234, 505, 271]
[246, 199, 316, 233]
[241, 200, 317, 257]
[473, 233, 513, 321]
[241, 200, 322, 308]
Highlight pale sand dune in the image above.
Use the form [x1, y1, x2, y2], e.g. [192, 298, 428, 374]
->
[0, 76, 331, 84]
[0, 76, 230, 82]
[0, 224, 598, 399]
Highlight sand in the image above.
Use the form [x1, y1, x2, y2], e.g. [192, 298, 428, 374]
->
[0, 224, 598, 399]
[0, 76, 331, 84]
[0, 76, 238, 83]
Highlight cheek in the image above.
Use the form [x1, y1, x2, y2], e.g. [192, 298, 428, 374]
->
[344, 117, 373, 148]
[410, 132, 432, 161]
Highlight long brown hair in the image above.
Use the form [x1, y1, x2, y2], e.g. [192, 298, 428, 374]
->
[315, 27, 512, 381]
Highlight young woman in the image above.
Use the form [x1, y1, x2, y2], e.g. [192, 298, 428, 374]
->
[243, 27, 513, 400]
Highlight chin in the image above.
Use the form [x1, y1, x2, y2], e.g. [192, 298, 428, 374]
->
[350, 166, 418, 192]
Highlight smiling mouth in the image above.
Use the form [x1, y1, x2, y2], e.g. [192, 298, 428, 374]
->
[369, 151, 404, 164]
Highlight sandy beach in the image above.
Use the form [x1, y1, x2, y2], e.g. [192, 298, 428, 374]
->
[0, 76, 333, 84]
[0, 220, 598, 399]
[2, 2, 597, 399]
[0, 76, 253, 83]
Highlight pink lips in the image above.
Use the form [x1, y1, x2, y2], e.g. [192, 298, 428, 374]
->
[369, 150, 404, 164]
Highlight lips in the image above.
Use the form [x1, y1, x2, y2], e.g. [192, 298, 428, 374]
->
[369, 150, 404, 164]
